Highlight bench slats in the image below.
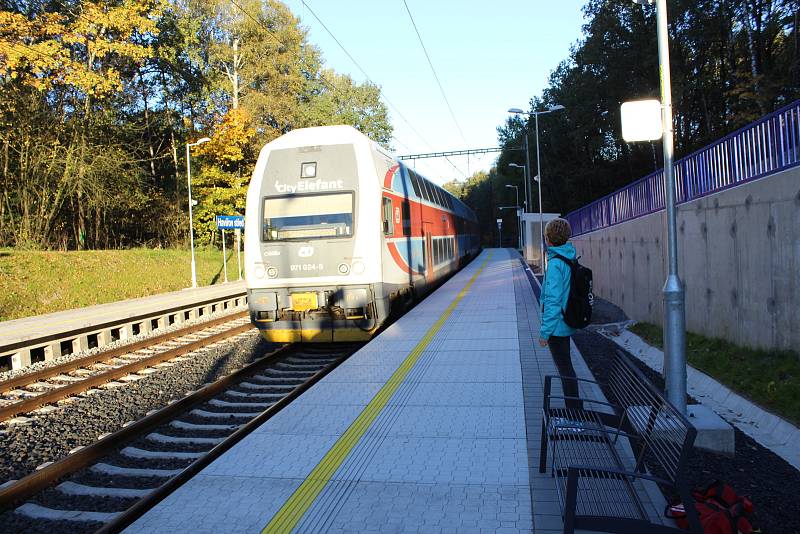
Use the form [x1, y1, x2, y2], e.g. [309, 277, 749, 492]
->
[540, 349, 701, 534]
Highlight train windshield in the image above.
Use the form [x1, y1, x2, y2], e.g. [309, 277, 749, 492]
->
[262, 192, 353, 241]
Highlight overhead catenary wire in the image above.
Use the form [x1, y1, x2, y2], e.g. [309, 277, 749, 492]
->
[401, 0, 469, 148]
[227, 0, 416, 157]
[298, 0, 467, 180]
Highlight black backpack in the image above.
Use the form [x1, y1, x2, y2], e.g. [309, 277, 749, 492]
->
[549, 253, 594, 329]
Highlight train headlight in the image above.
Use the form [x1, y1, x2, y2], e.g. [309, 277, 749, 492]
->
[337, 263, 350, 275]
[301, 162, 316, 178]
[352, 261, 365, 275]
[254, 265, 266, 279]
[267, 266, 279, 279]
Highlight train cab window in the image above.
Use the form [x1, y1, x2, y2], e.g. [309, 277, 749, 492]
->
[263, 192, 353, 241]
[436, 187, 445, 207]
[382, 197, 394, 235]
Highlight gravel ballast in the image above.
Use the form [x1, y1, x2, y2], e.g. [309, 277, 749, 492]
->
[0, 330, 274, 483]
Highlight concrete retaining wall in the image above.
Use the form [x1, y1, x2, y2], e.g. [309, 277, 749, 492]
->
[572, 165, 800, 351]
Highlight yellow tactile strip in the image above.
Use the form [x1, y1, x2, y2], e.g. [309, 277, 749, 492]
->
[262, 252, 492, 533]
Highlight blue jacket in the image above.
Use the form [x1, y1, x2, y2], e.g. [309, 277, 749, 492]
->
[540, 242, 577, 340]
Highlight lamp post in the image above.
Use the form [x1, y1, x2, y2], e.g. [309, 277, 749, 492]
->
[633, 0, 686, 413]
[508, 165, 526, 252]
[186, 137, 211, 289]
[505, 184, 521, 250]
[508, 104, 565, 273]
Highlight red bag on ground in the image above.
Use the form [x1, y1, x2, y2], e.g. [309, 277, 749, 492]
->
[665, 480, 755, 534]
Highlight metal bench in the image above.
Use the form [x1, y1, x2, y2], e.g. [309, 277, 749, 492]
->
[539, 349, 702, 534]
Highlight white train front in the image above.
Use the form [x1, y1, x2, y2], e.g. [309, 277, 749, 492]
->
[244, 125, 480, 342]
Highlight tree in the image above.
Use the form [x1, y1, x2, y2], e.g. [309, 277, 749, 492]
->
[300, 70, 393, 147]
[0, 0, 395, 250]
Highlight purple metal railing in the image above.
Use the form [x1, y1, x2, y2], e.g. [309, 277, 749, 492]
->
[566, 99, 800, 236]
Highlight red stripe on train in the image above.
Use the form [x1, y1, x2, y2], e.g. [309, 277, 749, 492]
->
[387, 241, 422, 275]
[383, 164, 400, 189]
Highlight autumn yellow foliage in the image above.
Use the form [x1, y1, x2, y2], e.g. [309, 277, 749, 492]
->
[0, 0, 164, 97]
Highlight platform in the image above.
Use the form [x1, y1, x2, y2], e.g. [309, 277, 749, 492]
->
[0, 281, 246, 369]
[126, 249, 666, 533]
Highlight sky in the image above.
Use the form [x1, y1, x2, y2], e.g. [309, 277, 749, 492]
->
[284, 0, 589, 185]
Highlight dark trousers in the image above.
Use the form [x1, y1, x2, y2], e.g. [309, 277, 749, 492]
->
[548, 335, 582, 410]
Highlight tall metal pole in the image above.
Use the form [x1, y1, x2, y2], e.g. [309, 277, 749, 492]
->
[523, 132, 532, 214]
[236, 228, 242, 281]
[512, 186, 521, 250]
[534, 113, 545, 273]
[186, 144, 198, 289]
[221, 229, 228, 283]
[656, 0, 687, 414]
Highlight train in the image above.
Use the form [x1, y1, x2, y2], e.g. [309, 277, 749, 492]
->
[244, 125, 480, 343]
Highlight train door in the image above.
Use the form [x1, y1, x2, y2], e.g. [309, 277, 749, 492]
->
[423, 222, 433, 283]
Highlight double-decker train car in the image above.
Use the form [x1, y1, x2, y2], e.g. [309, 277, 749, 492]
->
[244, 125, 480, 342]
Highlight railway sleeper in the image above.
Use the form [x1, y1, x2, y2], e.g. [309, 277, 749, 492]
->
[56, 481, 150, 499]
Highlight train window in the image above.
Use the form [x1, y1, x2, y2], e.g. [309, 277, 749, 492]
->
[408, 170, 421, 197]
[435, 239, 441, 265]
[420, 178, 433, 203]
[382, 197, 393, 235]
[263, 192, 353, 241]
[431, 185, 442, 206]
[401, 201, 411, 236]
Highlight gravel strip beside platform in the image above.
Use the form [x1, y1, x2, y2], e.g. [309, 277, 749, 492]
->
[573, 319, 800, 534]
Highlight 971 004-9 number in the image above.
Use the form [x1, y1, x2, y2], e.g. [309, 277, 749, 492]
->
[290, 263, 324, 272]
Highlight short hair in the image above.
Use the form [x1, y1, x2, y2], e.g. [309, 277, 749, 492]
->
[545, 218, 571, 246]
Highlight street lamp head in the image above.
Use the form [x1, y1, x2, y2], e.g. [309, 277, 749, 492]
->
[507, 107, 525, 114]
[548, 104, 565, 112]
[508, 163, 524, 169]
[632, 0, 654, 4]
[505, 184, 514, 189]
[188, 137, 211, 148]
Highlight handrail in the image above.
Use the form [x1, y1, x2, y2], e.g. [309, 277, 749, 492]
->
[566, 99, 800, 236]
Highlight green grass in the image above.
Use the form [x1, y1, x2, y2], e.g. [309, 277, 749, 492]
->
[629, 322, 800, 426]
[0, 247, 242, 321]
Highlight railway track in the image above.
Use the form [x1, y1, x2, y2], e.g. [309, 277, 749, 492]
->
[0, 342, 361, 534]
[0, 312, 252, 423]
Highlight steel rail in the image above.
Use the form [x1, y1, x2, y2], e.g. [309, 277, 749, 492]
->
[0, 342, 292, 513]
[0, 311, 249, 394]
[97, 345, 351, 534]
[0, 317, 253, 422]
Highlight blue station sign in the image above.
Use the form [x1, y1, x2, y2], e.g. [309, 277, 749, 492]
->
[215, 215, 245, 229]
